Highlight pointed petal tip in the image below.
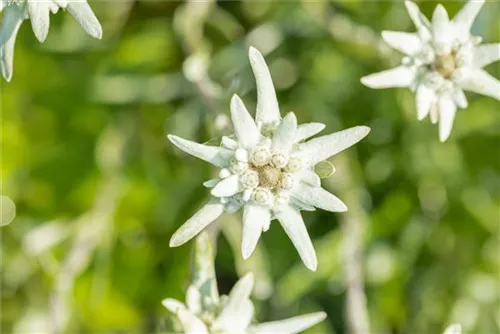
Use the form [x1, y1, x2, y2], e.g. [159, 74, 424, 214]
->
[169, 235, 182, 247]
[230, 93, 241, 104]
[34, 32, 48, 43]
[360, 76, 371, 87]
[92, 25, 103, 40]
[404, 1, 419, 14]
[248, 46, 261, 59]
[240, 272, 255, 288]
[434, 3, 449, 19]
[242, 249, 252, 260]
[306, 260, 318, 272]
[359, 125, 371, 136]
[167, 134, 177, 143]
[3, 73, 12, 82]
[439, 134, 449, 142]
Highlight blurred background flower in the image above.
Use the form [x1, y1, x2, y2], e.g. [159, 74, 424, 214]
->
[1, 1, 499, 333]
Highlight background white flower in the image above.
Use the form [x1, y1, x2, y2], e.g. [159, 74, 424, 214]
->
[168, 46, 370, 271]
[0, 0, 102, 81]
[162, 233, 327, 334]
[443, 323, 462, 334]
[361, 0, 500, 142]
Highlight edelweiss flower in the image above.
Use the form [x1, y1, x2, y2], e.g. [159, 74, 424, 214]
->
[168, 46, 370, 271]
[361, 0, 500, 141]
[162, 233, 326, 334]
[0, 0, 102, 81]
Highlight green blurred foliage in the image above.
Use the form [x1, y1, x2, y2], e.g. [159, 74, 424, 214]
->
[1, 1, 499, 333]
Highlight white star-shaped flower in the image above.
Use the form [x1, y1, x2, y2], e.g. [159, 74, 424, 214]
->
[361, 0, 500, 142]
[162, 233, 327, 334]
[1, 0, 102, 81]
[168, 46, 370, 271]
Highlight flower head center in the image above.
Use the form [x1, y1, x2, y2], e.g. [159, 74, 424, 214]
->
[432, 53, 456, 79]
[254, 165, 282, 188]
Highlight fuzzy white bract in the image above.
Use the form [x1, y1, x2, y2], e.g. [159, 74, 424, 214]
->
[361, 0, 500, 142]
[162, 233, 327, 334]
[0, 0, 102, 81]
[168, 46, 370, 271]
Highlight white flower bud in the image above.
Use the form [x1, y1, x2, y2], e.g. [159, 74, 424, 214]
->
[219, 168, 231, 179]
[251, 147, 271, 166]
[279, 173, 294, 190]
[230, 158, 248, 174]
[252, 187, 273, 206]
[420, 45, 435, 63]
[240, 170, 259, 189]
[270, 152, 288, 169]
[235, 148, 249, 162]
[242, 189, 253, 201]
[284, 157, 302, 173]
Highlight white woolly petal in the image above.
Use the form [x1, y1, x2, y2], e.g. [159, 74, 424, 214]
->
[361, 66, 416, 89]
[274, 206, 317, 271]
[221, 136, 238, 150]
[456, 68, 500, 100]
[272, 112, 297, 153]
[289, 197, 316, 212]
[452, 0, 484, 36]
[430, 103, 439, 124]
[242, 204, 270, 259]
[66, 1, 102, 39]
[474, 43, 500, 68]
[294, 123, 325, 142]
[291, 183, 347, 212]
[432, 4, 453, 55]
[177, 308, 209, 334]
[249, 46, 281, 126]
[0, 7, 24, 82]
[186, 286, 202, 314]
[213, 273, 254, 330]
[169, 200, 225, 247]
[297, 126, 370, 166]
[203, 179, 219, 188]
[438, 96, 457, 142]
[249, 311, 327, 334]
[161, 298, 186, 313]
[404, 1, 432, 40]
[54, 0, 68, 9]
[297, 170, 321, 187]
[238, 299, 255, 330]
[211, 174, 242, 197]
[452, 88, 468, 109]
[230, 95, 260, 148]
[168, 135, 233, 168]
[443, 324, 462, 334]
[416, 84, 436, 120]
[381, 31, 422, 55]
[28, 1, 50, 42]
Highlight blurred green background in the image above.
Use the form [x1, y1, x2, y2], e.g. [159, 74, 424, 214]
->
[1, 1, 499, 333]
